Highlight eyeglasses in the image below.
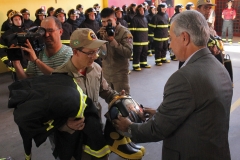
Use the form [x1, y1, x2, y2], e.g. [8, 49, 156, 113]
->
[76, 48, 100, 57]
[45, 28, 60, 33]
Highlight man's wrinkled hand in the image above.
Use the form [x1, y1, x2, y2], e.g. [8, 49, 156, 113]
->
[66, 117, 85, 130]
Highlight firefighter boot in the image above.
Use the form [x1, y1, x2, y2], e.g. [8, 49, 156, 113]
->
[161, 57, 170, 63]
[104, 120, 144, 159]
[126, 137, 145, 155]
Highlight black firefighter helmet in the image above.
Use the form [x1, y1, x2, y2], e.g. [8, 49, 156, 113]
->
[20, 8, 30, 16]
[35, 8, 46, 19]
[106, 95, 146, 136]
[68, 9, 78, 18]
[136, 4, 144, 14]
[47, 7, 55, 16]
[85, 8, 96, 19]
[54, 8, 66, 17]
[175, 4, 184, 13]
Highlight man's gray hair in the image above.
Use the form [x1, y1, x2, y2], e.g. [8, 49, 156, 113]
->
[171, 10, 210, 46]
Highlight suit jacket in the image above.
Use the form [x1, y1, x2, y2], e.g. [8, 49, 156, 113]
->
[131, 48, 233, 160]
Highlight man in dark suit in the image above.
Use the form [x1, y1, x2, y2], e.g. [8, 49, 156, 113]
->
[113, 10, 233, 160]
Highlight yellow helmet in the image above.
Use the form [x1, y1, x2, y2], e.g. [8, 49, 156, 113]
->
[8, 10, 23, 21]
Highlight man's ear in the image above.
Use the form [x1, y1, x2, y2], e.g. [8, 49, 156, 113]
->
[59, 28, 63, 36]
[182, 32, 190, 46]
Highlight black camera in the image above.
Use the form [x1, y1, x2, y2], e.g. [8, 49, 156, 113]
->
[6, 26, 45, 61]
[105, 20, 115, 36]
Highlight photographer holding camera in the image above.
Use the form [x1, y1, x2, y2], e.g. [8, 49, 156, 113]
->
[98, 7, 133, 95]
[12, 16, 72, 80]
[0, 10, 28, 81]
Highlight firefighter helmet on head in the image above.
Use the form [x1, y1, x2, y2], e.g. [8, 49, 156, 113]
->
[106, 95, 146, 136]
[68, 9, 78, 18]
[35, 8, 46, 19]
[93, 3, 100, 11]
[148, 5, 156, 14]
[85, 8, 96, 19]
[76, 4, 83, 10]
[9, 10, 23, 22]
[47, 7, 55, 16]
[20, 8, 30, 15]
[122, 4, 128, 12]
[7, 9, 13, 18]
[136, 4, 144, 14]
[175, 4, 184, 13]
[186, 2, 195, 10]
[115, 7, 123, 13]
[54, 8, 66, 17]
[157, 3, 167, 12]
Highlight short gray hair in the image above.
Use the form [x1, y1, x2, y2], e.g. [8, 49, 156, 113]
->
[171, 10, 209, 46]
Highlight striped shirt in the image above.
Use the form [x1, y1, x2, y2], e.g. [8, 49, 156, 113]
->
[26, 44, 73, 76]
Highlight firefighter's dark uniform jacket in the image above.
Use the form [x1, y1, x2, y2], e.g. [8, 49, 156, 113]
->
[117, 18, 128, 28]
[23, 19, 34, 29]
[1, 19, 12, 34]
[129, 14, 148, 46]
[146, 12, 155, 43]
[0, 25, 28, 71]
[31, 19, 41, 27]
[79, 19, 100, 34]
[124, 11, 136, 26]
[66, 18, 81, 31]
[76, 12, 85, 26]
[149, 12, 169, 41]
[60, 21, 73, 46]
[8, 74, 109, 160]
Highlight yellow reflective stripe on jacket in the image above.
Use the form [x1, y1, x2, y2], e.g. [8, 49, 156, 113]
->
[153, 37, 169, 41]
[128, 28, 148, 31]
[1, 31, 4, 34]
[148, 23, 156, 28]
[73, 79, 87, 118]
[1, 56, 8, 61]
[83, 145, 111, 158]
[61, 40, 70, 44]
[156, 25, 169, 28]
[0, 44, 8, 48]
[43, 120, 54, 131]
[7, 67, 26, 72]
[133, 42, 148, 45]
[148, 34, 154, 36]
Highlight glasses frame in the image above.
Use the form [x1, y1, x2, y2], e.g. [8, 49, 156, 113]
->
[76, 48, 100, 57]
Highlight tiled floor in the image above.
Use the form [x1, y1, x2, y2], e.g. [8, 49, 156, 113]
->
[0, 41, 240, 160]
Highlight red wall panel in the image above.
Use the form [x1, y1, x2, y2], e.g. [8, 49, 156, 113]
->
[107, 0, 145, 8]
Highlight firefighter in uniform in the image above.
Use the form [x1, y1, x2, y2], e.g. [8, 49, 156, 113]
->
[149, 3, 170, 66]
[20, 8, 33, 29]
[47, 7, 55, 17]
[0, 10, 27, 81]
[1, 9, 13, 35]
[146, 5, 157, 56]
[129, 4, 151, 71]
[115, 7, 128, 28]
[221, 0, 236, 43]
[32, 8, 46, 27]
[67, 9, 80, 31]
[54, 8, 73, 46]
[93, 3, 102, 26]
[76, 4, 85, 25]
[125, 3, 137, 26]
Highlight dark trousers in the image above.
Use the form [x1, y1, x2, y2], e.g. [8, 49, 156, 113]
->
[133, 45, 148, 65]
[221, 20, 233, 40]
[154, 40, 168, 61]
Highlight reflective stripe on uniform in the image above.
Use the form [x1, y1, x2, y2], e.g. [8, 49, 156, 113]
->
[0, 31, 4, 34]
[73, 79, 87, 118]
[140, 62, 147, 65]
[0, 44, 8, 48]
[148, 34, 154, 36]
[153, 37, 169, 41]
[148, 23, 156, 28]
[133, 64, 140, 67]
[133, 42, 148, 45]
[128, 28, 148, 31]
[155, 58, 161, 62]
[25, 154, 31, 160]
[1, 56, 8, 61]
[83, 145, 111, 158]
[156, 25, 168, 28]
[61, 40, 70, 44]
